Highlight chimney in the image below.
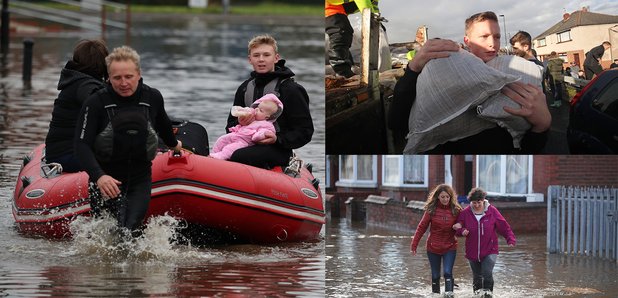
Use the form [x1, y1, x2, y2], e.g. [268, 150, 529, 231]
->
[563, 13, 570, 21]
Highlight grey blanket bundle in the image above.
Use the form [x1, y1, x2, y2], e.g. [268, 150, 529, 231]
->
[404, 50, 543, 153]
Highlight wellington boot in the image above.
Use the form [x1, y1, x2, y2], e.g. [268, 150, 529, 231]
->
[432, 278, 440, 294]
[444, 277, 454, 296]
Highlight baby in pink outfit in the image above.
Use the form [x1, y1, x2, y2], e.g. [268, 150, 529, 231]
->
[210, 93, 283, 160]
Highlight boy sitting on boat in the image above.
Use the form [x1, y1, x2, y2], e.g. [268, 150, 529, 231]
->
[225, 34, 313, 169]
[210, 94, 283, 160]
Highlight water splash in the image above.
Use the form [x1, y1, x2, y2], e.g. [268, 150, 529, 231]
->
[68, 213, 205, 263]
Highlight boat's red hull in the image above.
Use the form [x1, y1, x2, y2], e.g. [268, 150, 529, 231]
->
[12, 144, 325, 243]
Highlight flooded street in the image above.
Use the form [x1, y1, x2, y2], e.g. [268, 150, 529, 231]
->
[326, 218, 618, 297]
[0, 15, 325, 297]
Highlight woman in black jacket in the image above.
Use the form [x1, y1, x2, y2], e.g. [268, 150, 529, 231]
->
[44, 39, 109, 172]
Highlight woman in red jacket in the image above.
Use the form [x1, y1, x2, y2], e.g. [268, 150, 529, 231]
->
[410, 184, 462, 296]
[454, 187, 516, 297]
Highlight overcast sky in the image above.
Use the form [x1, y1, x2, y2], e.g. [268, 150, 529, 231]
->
[379, 0, 618, 44]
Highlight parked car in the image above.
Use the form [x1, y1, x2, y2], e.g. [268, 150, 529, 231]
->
[567, 69, 618, 153]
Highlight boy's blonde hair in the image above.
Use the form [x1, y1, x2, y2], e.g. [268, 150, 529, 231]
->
[464, 11, 498, 36]
[105, 45, 141, 72]
[248, 34, 278, 54]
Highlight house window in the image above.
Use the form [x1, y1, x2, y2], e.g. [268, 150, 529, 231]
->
[382, 155, 428, 187]
[557, 30, 571, 43]
[336, 155, 377, 188]
[538, 38, 546, 47]
[477, 155, 532, 195]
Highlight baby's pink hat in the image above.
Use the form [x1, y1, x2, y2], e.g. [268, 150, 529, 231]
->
[251, 93, 284, 120]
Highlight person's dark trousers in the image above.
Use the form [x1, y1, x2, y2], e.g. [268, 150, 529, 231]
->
[229, 144, 291, 169]
[427, 250, 457, 293]
[468, 254, 497, 292]
[111, 174, 152, 233]
[584, 63, 602, 80]
[46, 154, 82, 173]
[553, 81, 564, 106]
[326, 13, 355, 78]
[546, 74, 555, 95]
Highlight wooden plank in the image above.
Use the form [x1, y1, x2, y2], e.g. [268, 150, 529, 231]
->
[360, 8, 379, 88]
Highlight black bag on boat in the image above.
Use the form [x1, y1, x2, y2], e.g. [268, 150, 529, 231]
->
[159, 118, 209, 156]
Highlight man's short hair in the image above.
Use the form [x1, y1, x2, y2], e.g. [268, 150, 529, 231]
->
[602, 41, 612, 47]
[247, 34, 278, 54]
[465, 11, 499, 35]
[509, 31, 531, 47]
[106, 45, 140, 73]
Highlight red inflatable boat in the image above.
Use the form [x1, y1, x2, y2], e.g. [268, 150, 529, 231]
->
[12, 144, 325, 243]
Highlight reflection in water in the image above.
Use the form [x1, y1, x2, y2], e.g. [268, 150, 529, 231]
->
[0, 15, 324, 296]
[326, 218, 618, 297]
[0, 247, 324, 297]
[0, 198, 324, 297]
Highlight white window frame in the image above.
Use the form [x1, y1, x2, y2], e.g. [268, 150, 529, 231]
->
[444, 155, 453, 186]
[475, 155, 533, 196]
[335, 155, 377, 188]
[381, 155, 428, 188]
[557, 30, 571, 43]
[538, 38, 546, 47]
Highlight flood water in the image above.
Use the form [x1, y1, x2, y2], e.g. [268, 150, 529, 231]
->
[326, 218, 618, 297]
[0, 14, 325, 296]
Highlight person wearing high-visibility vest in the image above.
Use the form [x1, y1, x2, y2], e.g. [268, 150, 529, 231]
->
[325, 0, 378, 78]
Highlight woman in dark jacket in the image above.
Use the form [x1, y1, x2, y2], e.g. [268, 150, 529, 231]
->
[410, 184, 462, 296]
[45, 39, 109, 172]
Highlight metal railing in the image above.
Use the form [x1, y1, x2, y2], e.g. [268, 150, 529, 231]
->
[547, 186, 618, 261]
[9, 0, 129, 41]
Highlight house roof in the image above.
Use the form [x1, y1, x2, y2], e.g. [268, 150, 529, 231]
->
[534, 9, 618, 40]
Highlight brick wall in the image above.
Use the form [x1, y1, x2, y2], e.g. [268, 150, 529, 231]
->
[534, 155, 618, 192]
[365, 197, 424, 232]
[532, 156, 555, 194]
[428, 155, 445, 190]
[326, 155, 618, 233]
[362, 200, 547, 234]
[491, 202, 547, 233]
[328, 190, 378, 218]
[379, 188, 428, 201]
[451, 156, 466, 196]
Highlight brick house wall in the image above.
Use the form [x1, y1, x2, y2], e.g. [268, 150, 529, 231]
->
[365, 199, 547, 234]
[451, 155, 467, 196]
[378, 155, 467, 202]
[326, 155, 618, 233]
[533, 155, 618, 192]
[491, 202, 547, 233]
[428, 155, 445, 190]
